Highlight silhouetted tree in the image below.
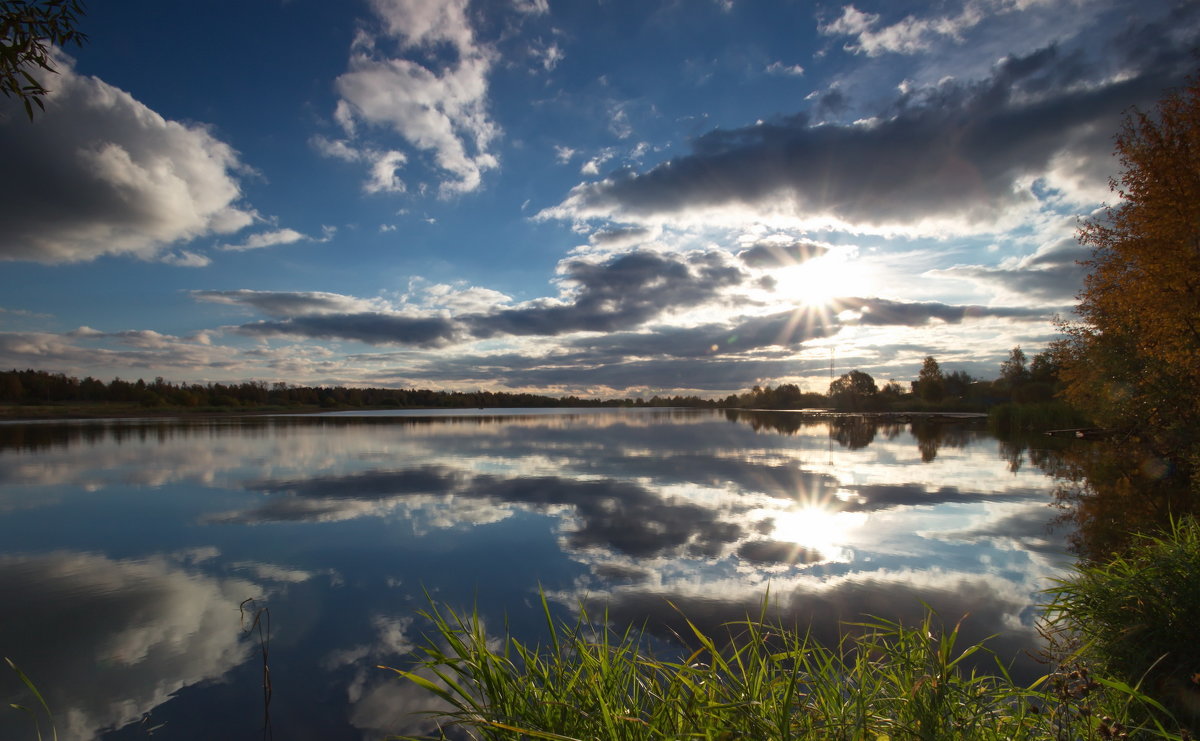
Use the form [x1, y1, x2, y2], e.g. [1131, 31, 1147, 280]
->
[1, 0, 87, 118]
[943, 370, 974, 401]
[879, 379, 905, 402]
[998, 346, 1029, 391]
[913, 356, 945, 403]
[828, 369, 877, 411]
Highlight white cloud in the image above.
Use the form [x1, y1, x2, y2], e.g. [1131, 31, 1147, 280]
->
[220, 228, 309, 252]
[0, 55, 254, 263]
[311, 136, 412, 195]
[554, 145, 576, 163]
[532, 41, 565, 71]
[608, 103, 633, 139]
[364, 150, 408, 194]
[820, 1, 1015, 57]
[513, 0, 550, 14]
[541, 39, 1183, 239]
[161, 250, 212, 267]
[310, 134, 366, 162]
[333, 0, 500, 196]
[0, 328, 247, 377]
[419, 282, 513, 313]
[0, 306, 51, 319]
[580, 147, 616, 176]
[766, 61, 805, 76]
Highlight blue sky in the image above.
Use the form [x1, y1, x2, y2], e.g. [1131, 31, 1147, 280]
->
[0, 0, 1194, 397]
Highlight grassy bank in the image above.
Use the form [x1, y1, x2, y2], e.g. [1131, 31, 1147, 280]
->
[389, 586, 1191, 740]
[1046, 517, 1200, 729]
[988, 400, 1091, 434]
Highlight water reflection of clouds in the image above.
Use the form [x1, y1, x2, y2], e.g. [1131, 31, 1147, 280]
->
[215, 469, 1055, 575]
[0, 412, 1077, 736]
[938, 501, 1075, 570]
[0, 551, 256, 740]
[1, 415, 1069, 589]
[0, 416, 1052, 507]
[553, 565, 1050, 682]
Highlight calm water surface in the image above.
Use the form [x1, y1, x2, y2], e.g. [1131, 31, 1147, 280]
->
[0, 409, 1073, 739]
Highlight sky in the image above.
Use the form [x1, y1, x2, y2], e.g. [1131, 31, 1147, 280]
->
[0, 0, 1195, 398]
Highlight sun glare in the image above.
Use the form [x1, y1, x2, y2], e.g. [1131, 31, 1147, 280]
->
[767, 505, 866, 561]
[776, 253, 868, 306]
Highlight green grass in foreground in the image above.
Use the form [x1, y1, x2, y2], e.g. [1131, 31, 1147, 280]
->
[386, 593, 1185, 740]
[1047, 517, 1200, 727]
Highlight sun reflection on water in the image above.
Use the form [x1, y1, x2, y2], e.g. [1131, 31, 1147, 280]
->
[764, 505, 868, 563]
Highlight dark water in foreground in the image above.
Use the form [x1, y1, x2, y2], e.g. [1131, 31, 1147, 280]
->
[0, 409, 1073, 740]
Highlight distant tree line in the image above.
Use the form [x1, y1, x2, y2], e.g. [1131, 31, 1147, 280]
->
[0, 369, 723, 410]
[727, 345, 1061, 412]
[0, 349, 1062, 414]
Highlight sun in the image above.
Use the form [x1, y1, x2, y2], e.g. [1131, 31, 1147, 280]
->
[775, 252, 870, 306]
[766, 505, 866, 561]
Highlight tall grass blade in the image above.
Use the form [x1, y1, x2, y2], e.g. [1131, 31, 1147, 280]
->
[5, 658, 55, 741]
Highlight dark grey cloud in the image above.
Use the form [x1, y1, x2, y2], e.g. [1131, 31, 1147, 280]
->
[589, 226, 653, 246]
[466, 250, 747, 337]
[546, 295, 1046, 368]
[215, 445, 1045, 557]
[247, 466, 464, 500]
[839, 297, 1054, 325]
[457, 356, 813, 392]
[0, 58, 253, 263]
[219, 469, 748, 559]
[367, 349, 806, 393]
[210, 235, 1050, 372]
[228, 249, 749, 347]
[736, 539, 822, 564]
[941, 505, 1072, 557]
[370, 293, 1052, 391]
[839, 482, 1046, 512]
[552, 25, 1195, 228]
[812, 85, 850, 119]
[193, 290, 380, 318]
[238, 313, 462, 348]
[479, 475, 746, 558]
[738, 240, 829, 268]
[553, 297, 1046, 367]
[572, 451, 840, 501]
[591, 564, 653, 583]
[563, 308, 838, 360]
[932, 238, 1090, 303]
[941, 265, 1085, 304]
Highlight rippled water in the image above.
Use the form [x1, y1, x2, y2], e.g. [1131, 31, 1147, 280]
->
[0, 409, 1073, 740]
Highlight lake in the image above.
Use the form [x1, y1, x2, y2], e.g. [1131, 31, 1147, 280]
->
[0, 408, 1074, 740]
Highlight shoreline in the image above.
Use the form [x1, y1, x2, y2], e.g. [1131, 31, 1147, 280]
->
[0, 403, 990, 424]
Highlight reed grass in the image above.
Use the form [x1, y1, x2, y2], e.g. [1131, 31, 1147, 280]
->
[1045, 516, 1200, 730]
[988, 400, 1090, 434]
[385, 592, 1183, 740]
[4, 657, 57, 741]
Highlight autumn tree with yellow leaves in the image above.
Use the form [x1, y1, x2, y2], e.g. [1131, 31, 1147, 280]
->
[1057, 76, 1200, 488]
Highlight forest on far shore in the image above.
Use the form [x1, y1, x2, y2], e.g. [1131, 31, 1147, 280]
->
[0, 345, 1057, 414]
